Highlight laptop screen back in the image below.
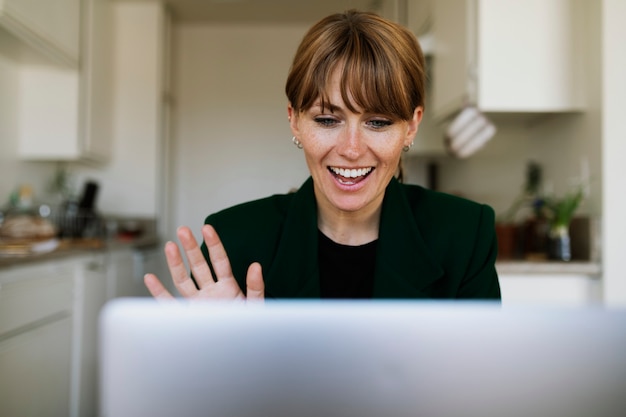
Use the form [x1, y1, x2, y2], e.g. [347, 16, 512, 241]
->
[99, 299, 626, 417]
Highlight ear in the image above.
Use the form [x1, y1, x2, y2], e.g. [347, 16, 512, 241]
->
[404, 106, 424, 147]
[287, 103, 301, 138]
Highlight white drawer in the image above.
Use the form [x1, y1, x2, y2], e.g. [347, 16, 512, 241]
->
[0, 262, 75, 337]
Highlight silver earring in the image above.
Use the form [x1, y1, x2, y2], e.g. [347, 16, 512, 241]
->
[402, 141, 414, 152]
[292, 136, 303, 149]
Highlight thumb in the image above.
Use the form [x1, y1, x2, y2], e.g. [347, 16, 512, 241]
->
[246, 262, 265, 301]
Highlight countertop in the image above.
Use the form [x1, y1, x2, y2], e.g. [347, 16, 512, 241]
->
[2, 238, 601, 277]
[0, 234, 160, 269]
[496, 260, 601, 276]
[0, 216, 161, 269]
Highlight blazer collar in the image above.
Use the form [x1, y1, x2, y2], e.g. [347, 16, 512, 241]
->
[265, 177, 321, 298]
[372, 178, 444, 298]
[265, 177, 443, 298]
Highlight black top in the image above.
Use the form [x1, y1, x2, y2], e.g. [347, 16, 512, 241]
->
[318, 230, 378, 299]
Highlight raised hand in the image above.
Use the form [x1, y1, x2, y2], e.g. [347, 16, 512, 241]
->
[144, 224, 264, 301]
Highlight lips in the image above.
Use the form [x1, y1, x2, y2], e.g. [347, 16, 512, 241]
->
[328, 166, 374, 185]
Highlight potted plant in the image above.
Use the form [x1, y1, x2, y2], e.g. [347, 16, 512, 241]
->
[542, 185, 586, 261]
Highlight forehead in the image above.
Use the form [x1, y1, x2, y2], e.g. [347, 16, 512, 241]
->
[313, 67, 364, 113]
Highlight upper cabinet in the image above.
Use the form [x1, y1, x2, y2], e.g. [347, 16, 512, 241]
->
[431, 0, 586, 119]
[16, 0, 113, 162]
[0, 0, 80, 68]
[78, 0, 114, 161]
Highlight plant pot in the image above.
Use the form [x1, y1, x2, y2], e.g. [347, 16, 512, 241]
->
[496, 223, 519, 260]
[548, 225, 571, 261]
[522, 217, 549, 260]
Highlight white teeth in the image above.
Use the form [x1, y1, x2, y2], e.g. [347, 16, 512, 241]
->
[330, 167, 373, 178]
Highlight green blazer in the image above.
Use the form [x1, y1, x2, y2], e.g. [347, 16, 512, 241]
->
[201, 177, 500, 300]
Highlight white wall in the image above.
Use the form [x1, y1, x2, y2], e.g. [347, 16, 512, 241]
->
[171, 23, 311, 240]
[410, 120, 535, 217]
[602, 0, 626, 305]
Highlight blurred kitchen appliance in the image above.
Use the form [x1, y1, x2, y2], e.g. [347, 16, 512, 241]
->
[58, 180, 103, 238]
[445, 106, 496, 158]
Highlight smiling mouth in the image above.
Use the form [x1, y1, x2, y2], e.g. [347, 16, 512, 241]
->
[328, 166, 374, 185]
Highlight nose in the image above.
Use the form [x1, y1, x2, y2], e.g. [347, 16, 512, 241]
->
[336, 125, 366, 160]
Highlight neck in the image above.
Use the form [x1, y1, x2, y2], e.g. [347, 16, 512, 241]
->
[316, 195, 383, 246]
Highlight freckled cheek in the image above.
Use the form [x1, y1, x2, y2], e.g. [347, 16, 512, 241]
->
[300, 130, 334, 155]
[370, 137, 405, 165]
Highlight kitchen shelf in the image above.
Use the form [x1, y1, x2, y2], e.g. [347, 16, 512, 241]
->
[496, 261, 601, 277]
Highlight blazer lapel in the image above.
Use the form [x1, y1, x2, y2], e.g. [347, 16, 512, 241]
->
[265, 178, 321, 298]
[373, 179, 444, 298]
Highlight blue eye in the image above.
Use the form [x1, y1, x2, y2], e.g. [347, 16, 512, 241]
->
[368, 119, 393, 129]
[314, 117, 338, 127]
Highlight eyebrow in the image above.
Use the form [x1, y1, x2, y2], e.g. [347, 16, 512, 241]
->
[312, 101, 343, 113]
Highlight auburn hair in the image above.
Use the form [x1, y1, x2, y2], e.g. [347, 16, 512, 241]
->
[285, 9, 426, 121]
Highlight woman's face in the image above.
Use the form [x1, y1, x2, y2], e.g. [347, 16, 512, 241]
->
[289, 69, 423, 217]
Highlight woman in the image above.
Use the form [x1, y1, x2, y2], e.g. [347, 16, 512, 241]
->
[144, 10, 500, 301]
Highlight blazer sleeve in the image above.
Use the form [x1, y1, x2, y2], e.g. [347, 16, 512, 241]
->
[457, 204, 501, 300]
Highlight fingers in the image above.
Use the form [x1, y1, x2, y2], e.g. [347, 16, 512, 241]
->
[177, 226, 216, 289]
[201, 225, 236, 283]
[246, 262, 265, 301]
[155, 224, 263, 303]
[144, 273, 174, 300]
[164, 240, 204, 297]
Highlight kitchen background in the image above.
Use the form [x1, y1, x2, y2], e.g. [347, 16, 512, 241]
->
[1, 1, 625, 416]
[1, 0, 625, 304]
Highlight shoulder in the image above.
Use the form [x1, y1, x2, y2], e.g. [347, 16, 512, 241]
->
[204, 192, 294, 233]
[399, 182, 493, 219]
[394, 183, 499, 299]
[396, 182, 495, 246]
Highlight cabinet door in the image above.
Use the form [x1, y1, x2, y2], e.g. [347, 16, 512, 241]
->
[0, 317, 73, 417]
[17, 65, 81, 160]
[70, 255, 108, 417]
[16, 0, 113, 161]
[108, 249, 140, 298]
[476, 0, 583, 112]
[79, 0, 114, 161]
[0, 0, 80, 67]
[0, 268, 73, 337]
[431, 0, 474, 119]
[498, 274, 602, 306]
[432, 0, 584, 118]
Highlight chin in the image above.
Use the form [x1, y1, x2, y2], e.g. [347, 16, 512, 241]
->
[328, 194, 376, 213]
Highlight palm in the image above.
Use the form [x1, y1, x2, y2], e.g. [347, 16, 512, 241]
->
[144, 225, 264, 301]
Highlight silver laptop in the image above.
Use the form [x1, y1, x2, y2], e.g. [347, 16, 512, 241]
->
[99, 299, 626, 417]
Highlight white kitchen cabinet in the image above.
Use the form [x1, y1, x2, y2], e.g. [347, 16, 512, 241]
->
[70, 253, 108, 417]
[0, 317, 73, 417]
[106, 248, 139, 299]
[0, 0, 80, 67]
[17, 0, 113, 161]
[407, 55, 447, 156]
[498, 273, 602, 307]
[69, 249, 139, 417]
[431, 0, 585, 119]
[78, 0, 114, 161]
[0, 246, 141, 417]
[0, 260, 75, 417]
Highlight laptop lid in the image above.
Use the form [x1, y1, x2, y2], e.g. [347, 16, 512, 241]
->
[99, 299, 626, 417]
